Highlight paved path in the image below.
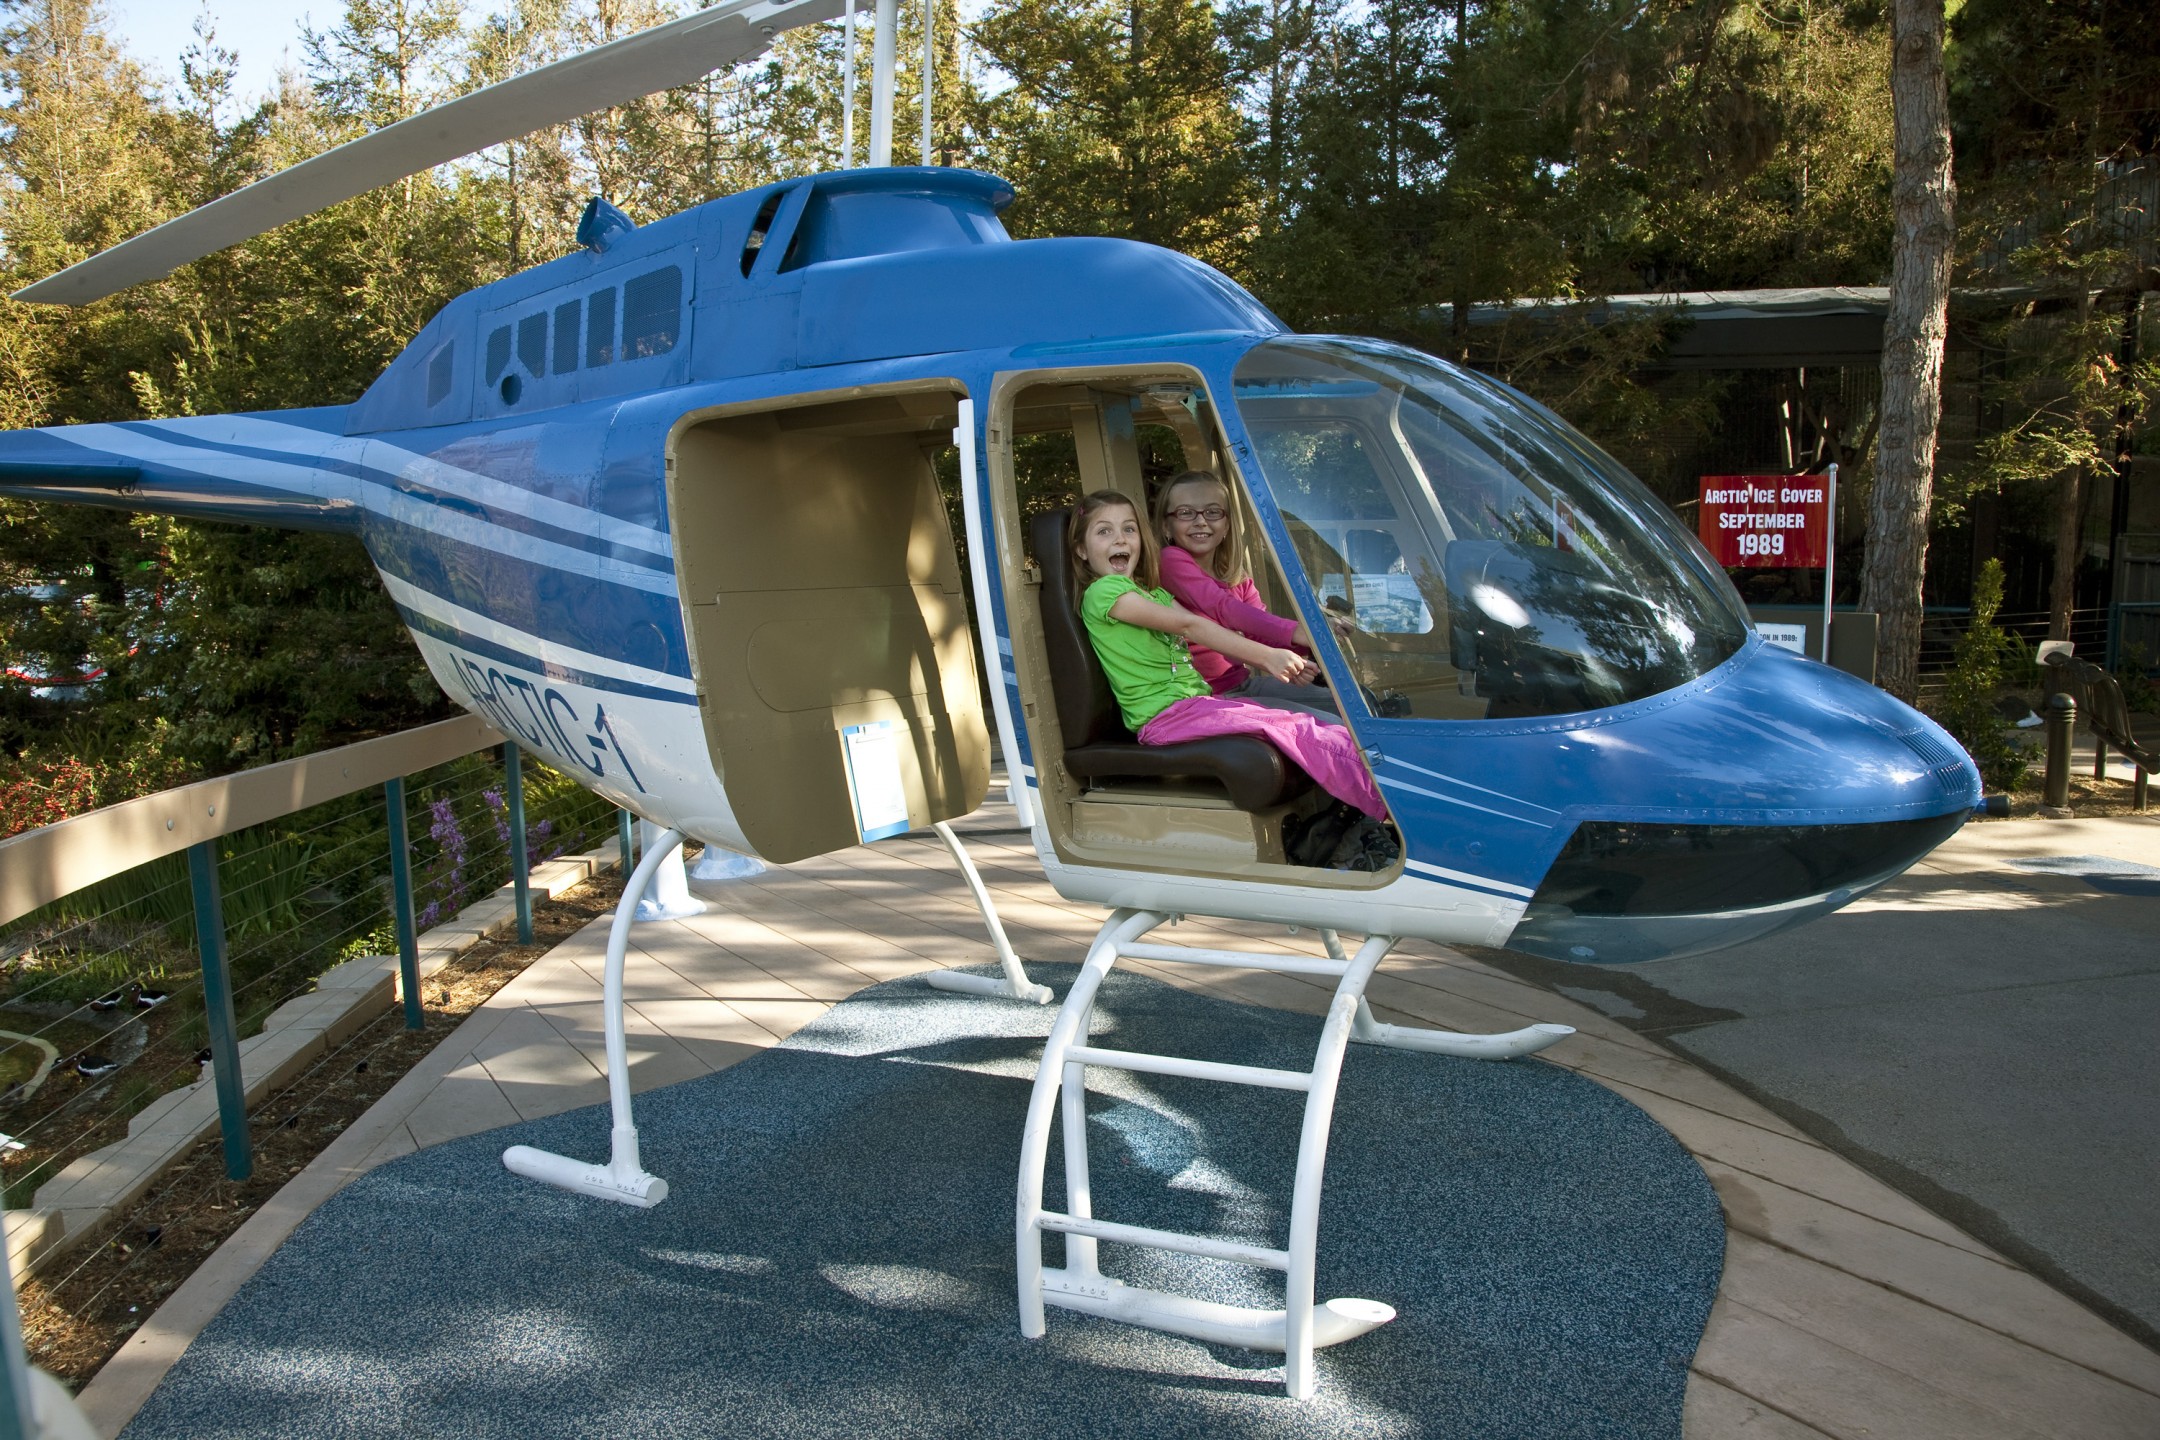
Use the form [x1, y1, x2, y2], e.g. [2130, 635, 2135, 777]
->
[77, 795, 2160, 1439]
[1490, 812, 2160, 1351]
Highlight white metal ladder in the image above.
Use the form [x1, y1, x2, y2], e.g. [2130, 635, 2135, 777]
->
[1016, 907, 1574, 1399]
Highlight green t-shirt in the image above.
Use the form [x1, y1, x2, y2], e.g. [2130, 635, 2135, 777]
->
[1082, 575, 1211, 732]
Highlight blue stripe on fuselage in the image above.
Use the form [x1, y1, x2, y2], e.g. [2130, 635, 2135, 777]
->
[393, 602, 697, 706]
[133, 426, 673, 573]
[373, 521, 690, 679]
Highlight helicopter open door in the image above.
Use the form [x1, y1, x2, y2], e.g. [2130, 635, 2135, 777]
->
[668, 384, 989, 863]
[983, 365, 1394, 887]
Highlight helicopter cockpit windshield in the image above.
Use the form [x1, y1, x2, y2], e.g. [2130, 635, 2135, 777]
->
[1228, 338, 1751, 720]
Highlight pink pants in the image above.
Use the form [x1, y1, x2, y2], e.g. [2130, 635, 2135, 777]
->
[1139, 695, 1388, 819]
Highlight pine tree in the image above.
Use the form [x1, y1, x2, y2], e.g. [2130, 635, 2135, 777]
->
[971, 0, 1257, 273]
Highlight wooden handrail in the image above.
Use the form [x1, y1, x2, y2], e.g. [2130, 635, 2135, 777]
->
[0, 715, 505, 931]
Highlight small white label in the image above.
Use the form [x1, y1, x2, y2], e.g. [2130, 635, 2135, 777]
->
[1757, 622, 1808, 654]
[841, 721, 911, 841]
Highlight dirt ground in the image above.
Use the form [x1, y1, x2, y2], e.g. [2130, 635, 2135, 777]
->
[18, 867, 625, 1391]
[1993, 766, 2153, 819]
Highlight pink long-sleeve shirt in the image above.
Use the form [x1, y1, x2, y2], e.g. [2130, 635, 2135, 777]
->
[1158, 544, 1301, 693]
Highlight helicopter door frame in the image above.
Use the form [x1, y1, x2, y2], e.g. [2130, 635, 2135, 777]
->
[982, 361, 1397, 890]
[955, 396, 1034, 829]
[665, 378, 990, 864]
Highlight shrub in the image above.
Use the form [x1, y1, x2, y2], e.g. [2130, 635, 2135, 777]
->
[1927, 558, 2027, 792]
[0, 744, 193, 840]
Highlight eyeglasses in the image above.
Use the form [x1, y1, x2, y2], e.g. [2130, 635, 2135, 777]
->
[1166, 506, 1228, 524]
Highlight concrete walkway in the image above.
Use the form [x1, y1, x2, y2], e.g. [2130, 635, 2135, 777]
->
[75, 796, 2160, 1439]
[1506, 810, 2160, 1352]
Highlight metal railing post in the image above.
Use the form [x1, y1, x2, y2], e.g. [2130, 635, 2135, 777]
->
[505, 743, 533, 944]
[619, 808, 636, 871]
[385, 778, 424, 1030]
[187, 841, 253, 1181]
[0, 1212, 34, 1440]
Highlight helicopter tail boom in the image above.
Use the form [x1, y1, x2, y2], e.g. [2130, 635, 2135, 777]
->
[0, 409, 362, 533]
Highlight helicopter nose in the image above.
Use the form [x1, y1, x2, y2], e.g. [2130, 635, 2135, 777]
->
[1500, 642, 1980, 965]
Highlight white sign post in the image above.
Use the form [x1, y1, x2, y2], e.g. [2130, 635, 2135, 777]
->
[1821, 463, 1839, 663]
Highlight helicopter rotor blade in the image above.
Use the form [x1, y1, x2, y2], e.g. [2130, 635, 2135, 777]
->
[12, 0, 845, 306]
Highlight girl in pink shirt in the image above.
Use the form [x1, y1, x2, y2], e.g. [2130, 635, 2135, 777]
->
[1155, 471, 1343, 721]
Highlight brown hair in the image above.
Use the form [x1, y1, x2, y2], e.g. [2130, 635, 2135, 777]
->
[1067, 490, 1160, 593]
[1155, 470, 1248, 587]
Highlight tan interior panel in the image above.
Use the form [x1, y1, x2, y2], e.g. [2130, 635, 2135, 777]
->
[671, 386, 988, 862]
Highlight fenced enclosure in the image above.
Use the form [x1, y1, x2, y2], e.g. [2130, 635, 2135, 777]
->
[0, 718, 622, 1242]
[1915, 603, 2131, 689]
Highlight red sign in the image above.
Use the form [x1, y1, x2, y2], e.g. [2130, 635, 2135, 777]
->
[1698, 475, 1830, 568]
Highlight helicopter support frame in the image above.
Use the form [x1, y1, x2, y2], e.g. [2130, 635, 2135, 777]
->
[1015, 907, 1573, 1399]
[923, 820, 1054, 1004]
[501, 827, 689, 1208]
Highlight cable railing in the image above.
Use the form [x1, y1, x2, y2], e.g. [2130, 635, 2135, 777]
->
[1915, 605, 2115, 682]
[0, 717, 624, 1265]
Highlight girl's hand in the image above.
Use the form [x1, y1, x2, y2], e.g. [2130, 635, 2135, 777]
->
[1256, 647, 1311, 684]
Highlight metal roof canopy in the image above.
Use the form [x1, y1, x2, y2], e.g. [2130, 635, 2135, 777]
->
[1466, 286, 1900, 370]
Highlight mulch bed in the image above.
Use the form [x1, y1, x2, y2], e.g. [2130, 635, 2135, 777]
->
[19, 868, 625, 1390]
[1990, 767, 2152, 819]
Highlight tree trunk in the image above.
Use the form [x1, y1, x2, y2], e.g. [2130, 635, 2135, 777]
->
[2048, 465, 2083, 641]
[1859, 0, 1954, 702]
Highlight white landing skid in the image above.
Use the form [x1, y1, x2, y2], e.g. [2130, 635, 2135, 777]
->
[1015, 908, 1574, 1399]
[503, 828, 689, 1207]
[923, 820, 1053, 1004]
[507, 819, 1049, 1211]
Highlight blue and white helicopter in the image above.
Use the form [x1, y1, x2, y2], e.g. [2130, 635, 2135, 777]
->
[0, 0, 1979, 1399]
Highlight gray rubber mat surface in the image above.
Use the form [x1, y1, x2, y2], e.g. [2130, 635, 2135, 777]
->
[124, 966, 1722, 1438]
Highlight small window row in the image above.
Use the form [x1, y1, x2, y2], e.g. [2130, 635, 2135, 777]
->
[483, 265, 683, 403]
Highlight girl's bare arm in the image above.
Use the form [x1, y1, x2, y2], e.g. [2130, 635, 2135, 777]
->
[1107, 590, 1314, 683]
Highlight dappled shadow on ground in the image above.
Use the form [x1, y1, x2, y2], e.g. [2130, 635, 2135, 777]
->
[120, 968, 1722, 1440]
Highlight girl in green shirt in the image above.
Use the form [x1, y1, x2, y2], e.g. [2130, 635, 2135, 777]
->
[1068, 490, 1388, 820]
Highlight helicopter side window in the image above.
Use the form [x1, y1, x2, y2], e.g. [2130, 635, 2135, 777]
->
[622, 266, 682, 360]
[740, 191, 786, 276]
[517, 313, 548, 377]
[426, 342, 454, 408]
[553, 300, 581, 374]
[587, 287, 617, 367]
[484, 326, 511, 384]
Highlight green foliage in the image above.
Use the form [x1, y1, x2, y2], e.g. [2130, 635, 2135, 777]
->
[0, 0, 2141, 795]
[2117, 644, 2159, 716]
[1925, 559, 2027, 792]
[971, 0, 1256, 272]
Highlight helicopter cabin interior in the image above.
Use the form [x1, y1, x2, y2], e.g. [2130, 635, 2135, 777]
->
[664, 368, 1398, 883]
[667, 384, 989, 864]
[986, 367, 1397, 887]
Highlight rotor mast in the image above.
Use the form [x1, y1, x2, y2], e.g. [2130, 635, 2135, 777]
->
[867, 0, 898, 167]
[858, 0, 933, 169]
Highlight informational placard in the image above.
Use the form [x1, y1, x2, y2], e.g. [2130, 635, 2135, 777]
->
[1321, 574, 1434, 634]
[1756, 622, 1808, 655]
[840, 720, 912, 842]
[1699, 475, 1831, 568]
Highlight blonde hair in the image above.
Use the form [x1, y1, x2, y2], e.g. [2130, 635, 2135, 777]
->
[1067, 490, 1161, 593]
[1156, 470, 1248, 586]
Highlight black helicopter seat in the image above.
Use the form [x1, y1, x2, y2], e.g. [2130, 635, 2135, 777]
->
[1030, 508, 1314, 812]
